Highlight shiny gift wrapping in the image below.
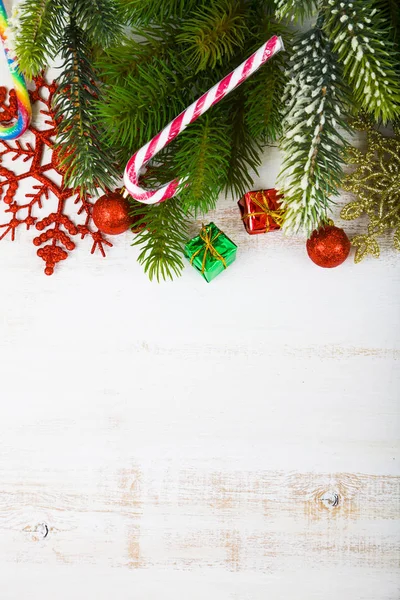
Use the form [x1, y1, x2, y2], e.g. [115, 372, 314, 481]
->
[238, 189, 284, 235]
[184, 222, 237, 282]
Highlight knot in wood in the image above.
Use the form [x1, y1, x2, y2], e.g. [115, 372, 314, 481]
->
[320, 490, 340, 509]
[35, 523, 49, 539]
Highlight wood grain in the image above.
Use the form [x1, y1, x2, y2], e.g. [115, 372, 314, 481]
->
[0, 12, 399, 599]
[0, 466, 399, 599]
[1, 468, 399, 565]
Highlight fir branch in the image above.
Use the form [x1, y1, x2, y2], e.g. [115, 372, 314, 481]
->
[244, 60, 286, 142]
[11, 0, 64, 78]
[278, 20, 351, 233]
[323, 0, 400, 122]
[97, 56, 187, 157]
[95, 0, 296, 279]
[54, 17, 119, 194]
[274, 0, 318, 21]
[225, 91, 262, 198]
[176, 0, 248, 72]
[173, 113, 232, 214]
[119, 0, 198, 25]
[243, 13, 290, 143]
[130, 198, 190, 281]
[96, 29, 173, 86]
[72, 0, 122, 47]
[375, 0, 400, 44]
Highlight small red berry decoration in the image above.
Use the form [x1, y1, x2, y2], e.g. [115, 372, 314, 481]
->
[92, 192, 131, 235]
[306, 223, 351, 268]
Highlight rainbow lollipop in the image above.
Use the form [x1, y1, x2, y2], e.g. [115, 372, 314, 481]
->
[0, 0, 31, 140]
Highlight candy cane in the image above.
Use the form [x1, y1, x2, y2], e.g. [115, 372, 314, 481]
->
[124, 35, 284, 205]
[0, 0, 31, 140]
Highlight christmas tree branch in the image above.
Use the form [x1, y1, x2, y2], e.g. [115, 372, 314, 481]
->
[323, 0, 400, 122]
[376, 0, 400, 44]
[11, 0, 64, 78]
[278, 18, 351, 233]
[176, 0, 248, 72]
[244, 10, 290, 143]
[73, 0, 122, 47]
[54, 16, 119, 194]
[97, 54, 187, 159]
[120, 0, 202, 25]
[225, 91, 262, 198]
[173, 113, 232, 214]
[12, 0, 122, 195]
[274, 0, 318, 21]
[130, 198, 190, 281]
[96, 28, 174, 86]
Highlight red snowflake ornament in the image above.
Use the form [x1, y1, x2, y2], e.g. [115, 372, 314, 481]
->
[0, 76, 113, 275]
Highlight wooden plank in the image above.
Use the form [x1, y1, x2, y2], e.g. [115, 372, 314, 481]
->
[0, 468, 399, 569]
[0, 11, 399, 598]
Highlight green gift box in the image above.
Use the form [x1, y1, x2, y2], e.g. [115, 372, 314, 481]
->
[184, 222, 237, 282]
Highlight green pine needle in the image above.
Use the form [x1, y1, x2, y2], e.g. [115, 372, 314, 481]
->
[12, 0, 64, 78]
[243, 14, 290, 143]
[173, 113, 232, 214]
[176, 0, 248, 72]
[130, 198, 190, 281]
[274, 0, 318, 21]
[224, 91, 262, 198]
[119, 0, 198, 24]
[95, 2, 289, 278]
[72, 0, 122, 47]
[97, 57, 187, 153]
[278, 19, 351, 233]
[54, 17, 119, 194]
[323, 0, 400, 122]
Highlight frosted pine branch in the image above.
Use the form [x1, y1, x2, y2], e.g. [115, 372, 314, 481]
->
[274, 0, 318, 21]
[278, 21, 350, 234]
[324, 0, 400, 122]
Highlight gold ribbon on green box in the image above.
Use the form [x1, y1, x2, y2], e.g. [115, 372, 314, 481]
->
[184, 222, 237, 282]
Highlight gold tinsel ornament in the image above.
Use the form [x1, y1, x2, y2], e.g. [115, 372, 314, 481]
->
[341, 116, 400, 263]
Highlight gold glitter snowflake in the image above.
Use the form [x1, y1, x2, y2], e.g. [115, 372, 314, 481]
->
[341, 116, 400, 263]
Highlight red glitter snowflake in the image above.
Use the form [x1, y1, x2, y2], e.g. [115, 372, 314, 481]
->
[0, 76, 112, 275]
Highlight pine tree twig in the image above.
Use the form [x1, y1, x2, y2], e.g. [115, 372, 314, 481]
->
[173, 113, 232, 214]
[176, 0, 248, 72]
[95, 29, 174, 86]
[119, 0, 198, 25]
[224, 90, 262, 198]
[274, 0, 318, 21]
[72, 0, 122, 47]
[11, 0, 64, 78]
[278, 19, 351, 233]
[130, 198, 190, 281]
[54, 18, 119, 194]
[96, 56, 188, 155]
[375, 0, 400, 44]
[323, 0, 400, 122]
[243, 14, 291, 143]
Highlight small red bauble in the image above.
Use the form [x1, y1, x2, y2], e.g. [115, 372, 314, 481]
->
[92, 192, 131, 235]
[306, 224, 351, 268]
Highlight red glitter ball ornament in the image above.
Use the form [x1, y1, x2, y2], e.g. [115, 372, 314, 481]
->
[306, 224, 351, 268]
[92, 192, 131, 235]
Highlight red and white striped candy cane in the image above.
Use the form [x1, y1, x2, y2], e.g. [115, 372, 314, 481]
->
[124, 35, 284, 205]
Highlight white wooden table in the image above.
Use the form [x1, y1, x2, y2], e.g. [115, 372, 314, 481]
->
[1, 5, 399, 597]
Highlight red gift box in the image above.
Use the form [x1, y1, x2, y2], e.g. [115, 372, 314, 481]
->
[238, 189, 285, 235]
